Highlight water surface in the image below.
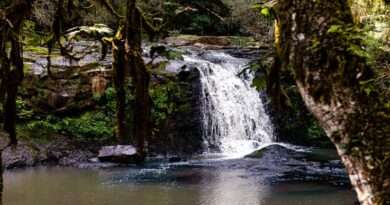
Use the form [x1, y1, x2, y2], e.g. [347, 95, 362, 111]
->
[4, 160, 357, 205]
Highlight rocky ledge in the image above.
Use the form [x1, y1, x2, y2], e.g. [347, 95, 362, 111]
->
[0, 133, 96, 169]
[244, 144, 349, 186]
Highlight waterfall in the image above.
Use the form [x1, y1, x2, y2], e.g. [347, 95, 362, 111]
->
[183, 50, 275, 157]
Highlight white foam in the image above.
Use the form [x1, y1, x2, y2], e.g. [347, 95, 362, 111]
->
[184, 51, 275, 158]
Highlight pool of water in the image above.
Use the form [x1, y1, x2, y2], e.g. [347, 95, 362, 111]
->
[4, 157, 357, 205]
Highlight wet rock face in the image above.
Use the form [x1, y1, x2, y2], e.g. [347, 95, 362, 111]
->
[244, 145, 349, 186]
[172, 67, 203, 154]
[22, 75, 97, 114]
[148, 66, 204, 155]
[162, 35, 263, 49]
[245, 144, 298, 159]
[21, 43, 205, 156]
[22, 41, 112, 114]
[0, 134, 95, 169]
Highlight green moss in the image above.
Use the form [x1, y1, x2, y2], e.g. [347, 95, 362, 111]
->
[166, 50, 184, 60]
[229, 36, 258, 47]
[16, 97, 34, 121]
[24, 46, 48, 55]
[245, 149, 265, 158]
[171, 35, 258, 47]
[23, 63, 33, 74]
[174, 35, 202, 42]
[302, 148, 340, 162]
[22, 20, 49, 47]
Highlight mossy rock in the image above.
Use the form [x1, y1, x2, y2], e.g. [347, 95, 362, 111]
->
[300, 148, 340, 162]
[164, 35, 259, 48]
[245, 144, 340, 163]
[245, 144, 297, 158]
[25, 46, 48, 55]
[150, 45, 185, 61]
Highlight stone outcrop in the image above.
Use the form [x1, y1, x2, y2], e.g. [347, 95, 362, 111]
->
[245, 144, 349, 186]
[0, 133, 95, 169]
[20, 43, 205, 156]
[97, 145, 138, 163]
[163, 35, 264, 49]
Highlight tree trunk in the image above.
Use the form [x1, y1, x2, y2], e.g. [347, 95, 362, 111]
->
[112, 39, 129, 145]
[275, 0, 390, 204]
[132, 55, 151, 161]
[0, 0, 30, 145]
[4, 38, 24, 146]
[125, 0, 152, 161]
[3, 79, 18, 145]
[0, 152, 2, 205]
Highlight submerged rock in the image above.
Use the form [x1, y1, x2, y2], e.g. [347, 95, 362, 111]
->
[98, 145, 139, 164]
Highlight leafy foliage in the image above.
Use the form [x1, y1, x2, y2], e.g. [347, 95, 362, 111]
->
[22, 20, 48, 46]
[22, 112, 114, 142]
[150, 81, 181, 126]
[326, 24, 379, 62]
[16, 97, 34, 121]
[59, 112, 114, 140]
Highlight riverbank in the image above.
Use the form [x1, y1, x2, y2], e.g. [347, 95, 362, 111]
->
[0, 132, 97, 169]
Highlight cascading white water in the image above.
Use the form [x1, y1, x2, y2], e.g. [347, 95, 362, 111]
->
[184, 51, 275, 157]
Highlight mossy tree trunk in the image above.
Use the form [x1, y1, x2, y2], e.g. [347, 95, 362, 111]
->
[124, 0, 151, 161]
[112, 37, 129, 145]
[0, 0, 34, 145]
[0, 1, 34, 204]
[274, 1, 389, 204]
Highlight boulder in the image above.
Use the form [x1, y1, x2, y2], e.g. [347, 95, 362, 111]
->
[98, 145, 139, 164]
[2, 143, 37, 169]
[245, 144, 341, 163]
[243, 144, 348, 185]
[245, 144, 299, 159]
[47, 91, 71, 109]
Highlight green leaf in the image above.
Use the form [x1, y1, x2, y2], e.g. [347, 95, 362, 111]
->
[327, 25, 342, 33]
[260, 8, 270, 17]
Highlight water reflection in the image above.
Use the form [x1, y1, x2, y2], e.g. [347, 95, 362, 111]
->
[199, 169, 269, 205]
[4, 166, 356, 205]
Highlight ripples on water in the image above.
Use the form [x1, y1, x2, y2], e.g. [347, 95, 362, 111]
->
[4, 157, 356, 205]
